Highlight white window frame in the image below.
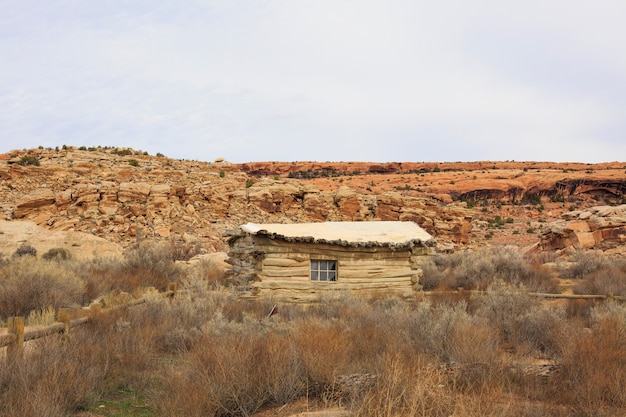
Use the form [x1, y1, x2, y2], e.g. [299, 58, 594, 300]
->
[310, 259, 337, 282]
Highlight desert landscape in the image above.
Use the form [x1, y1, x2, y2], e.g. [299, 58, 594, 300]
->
[2, 146, 626, 417]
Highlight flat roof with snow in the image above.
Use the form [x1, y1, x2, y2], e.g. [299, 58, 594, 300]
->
[238, 221, 435, 249]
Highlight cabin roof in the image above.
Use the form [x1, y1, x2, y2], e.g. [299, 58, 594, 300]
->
[233, 221, 435, 249]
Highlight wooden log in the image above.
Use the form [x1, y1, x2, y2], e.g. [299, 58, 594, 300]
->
[259, 267, 310, 277]
[263, 258, 309, 267]
[253, 281, 414, 291]
[0, 333, 16, 348]
[263, 253, 309, 262]
[7, 317, 24, 361]
[258, 275, 310, 283]
[24, 323, 65, 341]
[257, 241, 412, 258]
[340, 259, 411, 267]
[339, 270, 416, 280]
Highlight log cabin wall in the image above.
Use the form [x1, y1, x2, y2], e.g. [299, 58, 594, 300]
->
[243, 236, 432, 302]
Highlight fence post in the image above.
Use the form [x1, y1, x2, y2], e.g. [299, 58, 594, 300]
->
[7, 317, 24, 361]
[57, 308, 72, 334]
[167, 282, 178, 298]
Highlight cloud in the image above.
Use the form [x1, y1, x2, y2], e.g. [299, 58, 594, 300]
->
[1, 0, 625, 162]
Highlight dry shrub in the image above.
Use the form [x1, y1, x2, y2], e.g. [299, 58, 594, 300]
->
[221, 297, 277, 322]
[121, 241, 181, 290]
[402, 301, 470, 361]
[473, 283, 535, 344]
[261, 331, 307, 405]
[447, 317, 503, 388]
[421, 247, 558, 292]
[294, 319, 354, 393]
[12, 243, 37, 258]
[75, 242, 182, 298]
[0, 336, 105, 417]
[72, 256, 122, 302]
[562, 250, 609, 280]
[572, 259, 626, 296]
[353, 353, 454, 417]
[0, 256, 85, 319]
[188, 257, 228, 290]
[41, 247, 72, 261]
[167, 238, 203, 261]
[156, 323, 306, 417]
[555, 303, 626, 413]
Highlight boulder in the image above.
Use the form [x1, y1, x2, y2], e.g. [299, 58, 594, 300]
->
[540, 205, 626, 253]
[14, 188, 56, 218]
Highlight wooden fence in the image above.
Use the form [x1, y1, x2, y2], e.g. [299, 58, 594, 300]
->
[0, 283, 177, 362]
[422, 287, 626, 301]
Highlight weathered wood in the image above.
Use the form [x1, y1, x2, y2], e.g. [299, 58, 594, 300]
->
[263, 258, 310, 267]
[253, 281, 414, 291]
[0, 333, 16, 348]
[7, 317, 24, 361]
[339, 270, 416, 280]
[256, 240, 412, 257]
[57, 308, 72, 334]
[24, 323, 66, 341]
[340, 258, 411, 267]
[259, 267, 310, 277]
[263, 253, 309, 262]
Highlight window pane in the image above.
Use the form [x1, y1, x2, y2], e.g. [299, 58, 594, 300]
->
[311, 260, 337, 281]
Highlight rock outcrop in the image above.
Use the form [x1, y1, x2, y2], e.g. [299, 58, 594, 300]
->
[2, 147, 625, 254]
[540, 205, 626, 254]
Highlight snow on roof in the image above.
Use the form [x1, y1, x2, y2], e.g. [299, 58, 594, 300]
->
[239, 221, 435, 248]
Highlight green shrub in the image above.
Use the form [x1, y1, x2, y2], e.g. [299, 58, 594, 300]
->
[128, 159, 139, 167]
[17, 155, 40, 166]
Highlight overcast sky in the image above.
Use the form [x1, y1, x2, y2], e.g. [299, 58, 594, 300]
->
[1, 1, 625, 163]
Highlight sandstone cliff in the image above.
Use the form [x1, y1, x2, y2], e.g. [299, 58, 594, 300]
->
[1, 147, 625, 256]
[0, 147, 475, 254]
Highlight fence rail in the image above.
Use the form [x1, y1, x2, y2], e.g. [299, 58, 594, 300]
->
[1, 283, 177, 361]
[421, 288, 626, 301]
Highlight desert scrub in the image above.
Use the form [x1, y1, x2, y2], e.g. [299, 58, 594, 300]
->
[0, 256, 85, 319]
[420, 246, 558, 292]
[121, 241, 182, 291]
[13, 243, 37, 258]
[16, 155, 40, 166]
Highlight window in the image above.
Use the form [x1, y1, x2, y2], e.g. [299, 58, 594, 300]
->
[310, 260, 337, 282]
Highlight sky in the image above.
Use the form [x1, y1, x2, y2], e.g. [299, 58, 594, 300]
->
[1, 1, 625, 163]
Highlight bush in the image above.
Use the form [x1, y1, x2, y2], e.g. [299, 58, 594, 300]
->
[121, 242, 182, 290]
[168, 239, 203, 261]
[17, 155, 40, 166]
[420, 247, 558, 292]
[42, 247, 72, 261]
[555, 304, 626, 413]
[13, 243, 37, 258]
[0, 257, 85, 319]
[563, 250, 609, 280]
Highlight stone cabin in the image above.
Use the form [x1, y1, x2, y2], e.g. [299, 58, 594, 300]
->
[224, 221, 436, 302]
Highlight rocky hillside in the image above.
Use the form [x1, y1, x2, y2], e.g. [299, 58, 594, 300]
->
[1, 147, 625, 256]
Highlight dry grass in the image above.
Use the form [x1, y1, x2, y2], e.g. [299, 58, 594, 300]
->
[3, 246, 626, 416]
[421, 246, 559, 292]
